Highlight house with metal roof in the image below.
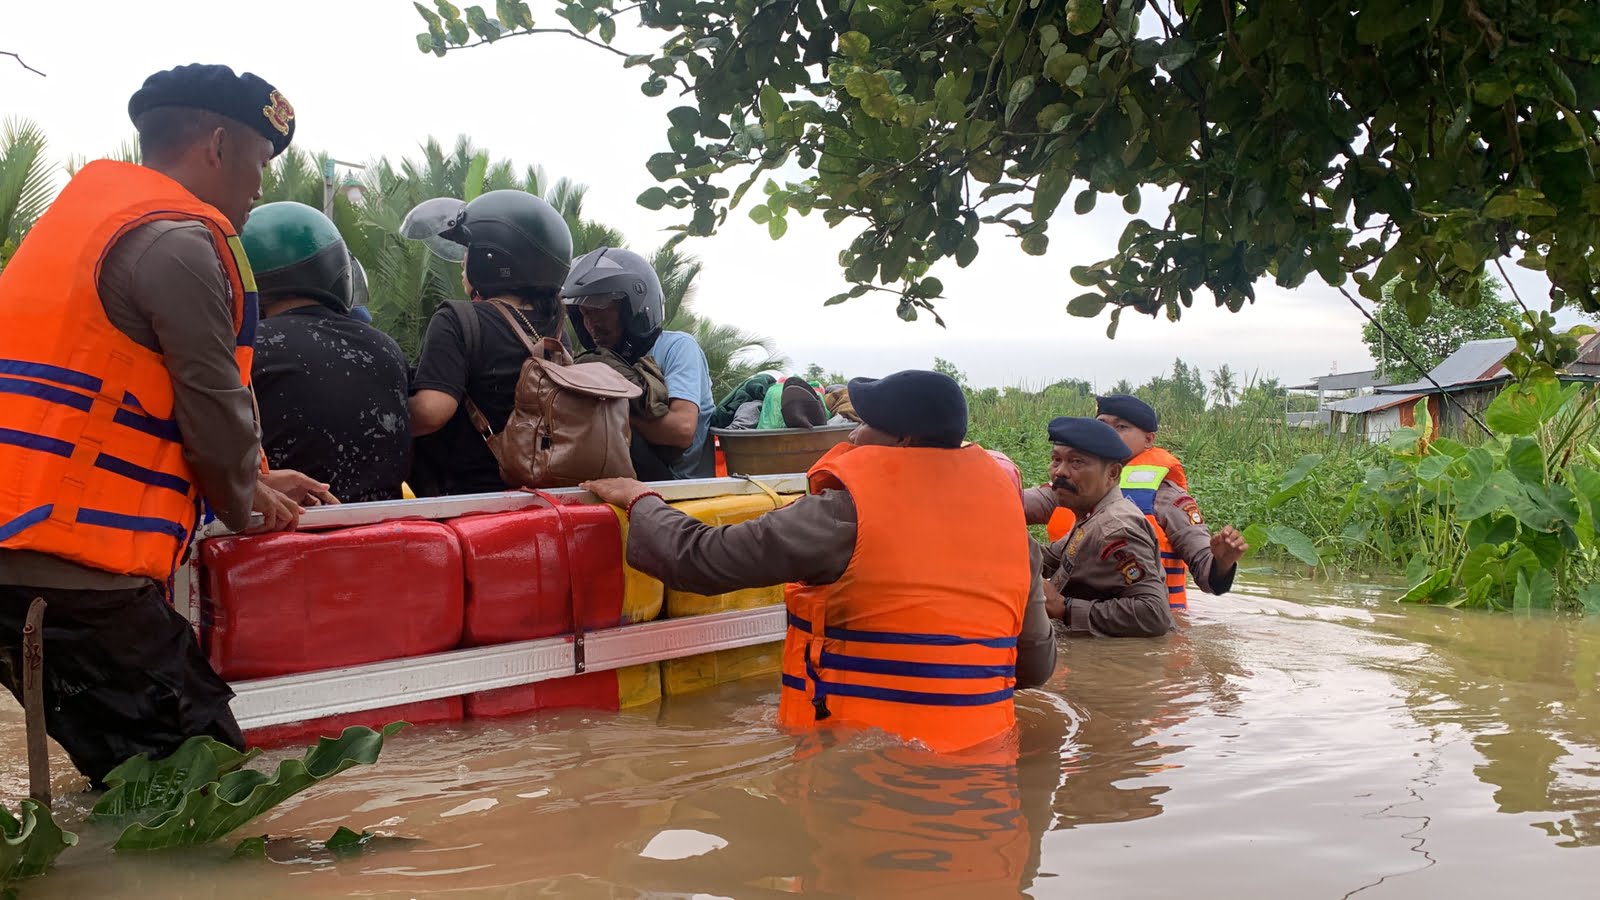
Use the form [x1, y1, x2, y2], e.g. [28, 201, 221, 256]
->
[1326, 336, 1600, 441]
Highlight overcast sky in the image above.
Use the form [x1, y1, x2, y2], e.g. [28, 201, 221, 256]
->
[2, 0, 1570, 388]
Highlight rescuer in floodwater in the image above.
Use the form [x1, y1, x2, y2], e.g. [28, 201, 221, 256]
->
[562, 247, 716, 480]
[585, 369, 1057, 753]
[1027, 394, 1248, 609]
[0, 64, 334, 785]
[1036, 417, 1174, 638]
[406, 190, 573, 495]
[243, 202, 410, 503]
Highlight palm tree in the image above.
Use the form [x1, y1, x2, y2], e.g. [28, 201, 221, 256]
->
[1209, 364, 1238, 408]
[0, 118, 55, 273]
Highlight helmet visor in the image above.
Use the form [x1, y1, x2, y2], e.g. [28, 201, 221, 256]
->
[400, 196, 469, 263]
[564, 290, 629, 309]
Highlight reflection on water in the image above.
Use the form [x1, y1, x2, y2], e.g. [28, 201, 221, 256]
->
[4, 576, 1600, 898]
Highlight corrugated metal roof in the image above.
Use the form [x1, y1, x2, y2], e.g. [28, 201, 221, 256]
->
[1326, 392, 1420, 414]
[1287, 369, 1385, 391]
[1377, 338, 1516, 393]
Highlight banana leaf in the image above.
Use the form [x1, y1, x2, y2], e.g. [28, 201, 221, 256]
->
[111, 723, 405, 851]
[1, 800, 77, 883]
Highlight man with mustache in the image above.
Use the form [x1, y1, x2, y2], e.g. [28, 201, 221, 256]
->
[1035, 417, 1173, 638]
[1029, 394, 1248, 609]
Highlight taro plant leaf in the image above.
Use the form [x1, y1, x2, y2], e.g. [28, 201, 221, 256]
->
[1504, 437, 1546, 485]
[1417, 453, 1454, 483]
[1525, 565, 1556, 609]
[112, 723, 405, 851]
[1514, 570, 1533, 610]
[1485, 376, 1564, 436]
[1276, 454, 1322, 492]
[1579, 584, 1600, 615]
[1, 800, 78, 882]
[1404, 552, 1432, 588]
[1265, 524, 1320, 566]
[1464, 513, 1519, 548]
[1240, 523, 1270, 560]
[93, 737, 263, 822]
[1398, 569, 1452, 605]
[1458, 470, 1522, 522]
[1459, 573, 1495, 609]
[1504, 479, 1569, 532]
[1568, 465, 1600, 524]
[1460, 542, 1506, 594]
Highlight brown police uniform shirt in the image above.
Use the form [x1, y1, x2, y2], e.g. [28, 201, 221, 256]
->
[1151, 480, 1235, 595]
[1038, 487, 1173, 638]
[1023, 480, 1236, 595]
[0, 220, 261, 590]
[626, 490, 1059, 688]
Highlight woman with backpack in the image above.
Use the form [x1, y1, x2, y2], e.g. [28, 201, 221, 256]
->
[406, 190, 575, 495]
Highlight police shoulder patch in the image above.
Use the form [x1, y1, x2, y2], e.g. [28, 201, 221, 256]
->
[1113, 549, 1144, 584]
[1175, 495, 1204, 526]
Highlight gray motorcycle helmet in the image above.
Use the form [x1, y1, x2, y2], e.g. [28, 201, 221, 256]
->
[562, 247, 664, 361]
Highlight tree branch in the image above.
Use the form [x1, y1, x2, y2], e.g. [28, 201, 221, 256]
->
[2, 51, 45, 77]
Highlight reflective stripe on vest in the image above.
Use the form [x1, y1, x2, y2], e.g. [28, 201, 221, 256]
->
[1118, 462, 1188, 610]
[0, 160, 256, 579]
[780, 443, 1029, 753]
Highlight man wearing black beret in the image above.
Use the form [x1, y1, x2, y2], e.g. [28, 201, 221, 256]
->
[1035, 417, 1173, 638]
[1026, 394, 1248, 608]
[585, 369, 1058, 752]
[0, 64, 331, 786]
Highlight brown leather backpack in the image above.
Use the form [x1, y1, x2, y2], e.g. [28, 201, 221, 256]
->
[465, 301, 642, 488]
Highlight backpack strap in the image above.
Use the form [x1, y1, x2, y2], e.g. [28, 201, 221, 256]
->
[443, 299, 499, 447]
[444, 300, 481, 361]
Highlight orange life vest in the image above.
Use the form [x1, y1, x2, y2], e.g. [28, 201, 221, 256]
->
[1045, 447, 1190, 609]
[781, 442, 1030, 753]
[0, 160, 258, 580]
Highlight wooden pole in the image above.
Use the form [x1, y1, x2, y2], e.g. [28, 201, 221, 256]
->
[22, 597, 49, 807]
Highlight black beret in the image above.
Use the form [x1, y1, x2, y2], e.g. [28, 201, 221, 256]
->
[1096, 393, 1158, 432]
[128, 64, 295, 157]
[1048, 416, 1133, 462]
[847, 370, 967, 444]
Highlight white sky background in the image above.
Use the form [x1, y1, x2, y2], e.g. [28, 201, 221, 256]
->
[0, 0, 1573, 389]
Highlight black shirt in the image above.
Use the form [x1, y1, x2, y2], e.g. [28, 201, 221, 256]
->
[410, 300, 557, 495]
[252, 305, 411, 503]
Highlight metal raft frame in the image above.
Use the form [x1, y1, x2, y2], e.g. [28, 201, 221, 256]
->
[172, 475, 806, 731]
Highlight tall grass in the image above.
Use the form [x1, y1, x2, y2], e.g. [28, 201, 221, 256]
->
[963, 384, 1400, 569]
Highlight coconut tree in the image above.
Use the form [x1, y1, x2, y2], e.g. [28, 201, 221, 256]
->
[1209, 364, 1239, 408]
[0, 117, 54, 273]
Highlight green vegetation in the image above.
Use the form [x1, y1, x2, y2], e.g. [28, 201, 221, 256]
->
[962, 355, 1600, 615]
[1, 725, 401, 890]
[1364, 280, 1521, 381]
[0, 799, 76, 888]
[96, 724, 404, 851]
[414, 0, 1600, 381]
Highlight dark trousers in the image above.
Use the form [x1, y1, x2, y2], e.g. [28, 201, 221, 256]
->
[0, 583, 244, 786]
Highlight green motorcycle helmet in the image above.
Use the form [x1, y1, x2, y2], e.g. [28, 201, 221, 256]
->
[241, 201, 354, 313]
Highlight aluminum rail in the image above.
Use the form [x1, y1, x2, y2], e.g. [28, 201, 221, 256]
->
[206, 473, 809, 537]
[229, 604, 787, 730]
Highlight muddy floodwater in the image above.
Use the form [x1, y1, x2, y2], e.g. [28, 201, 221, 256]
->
[5, 577, 1600, 898]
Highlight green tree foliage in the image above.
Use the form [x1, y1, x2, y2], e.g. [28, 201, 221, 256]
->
[1362, 278, 1520, 381]
[415, 0, 1600, 365]
[0, 117, 53, 272]
[1133, 357, 1207, 418]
